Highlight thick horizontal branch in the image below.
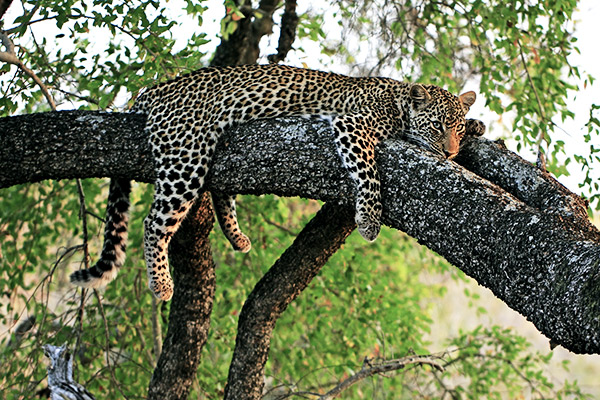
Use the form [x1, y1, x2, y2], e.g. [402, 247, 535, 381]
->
[1, 111, 599, 354]
[0, 111, 153, 186]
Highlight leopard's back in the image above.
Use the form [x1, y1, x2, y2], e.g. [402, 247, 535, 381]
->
[134, 65, 405, 129]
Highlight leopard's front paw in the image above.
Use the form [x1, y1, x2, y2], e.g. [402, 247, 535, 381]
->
[466, 119, 486, 137]
[356, 218, 380, 242]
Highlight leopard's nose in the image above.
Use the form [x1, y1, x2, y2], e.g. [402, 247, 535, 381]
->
[444, 150, 457, 159]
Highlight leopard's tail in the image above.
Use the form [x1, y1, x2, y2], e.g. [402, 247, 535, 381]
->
[70, 178, 131, 289]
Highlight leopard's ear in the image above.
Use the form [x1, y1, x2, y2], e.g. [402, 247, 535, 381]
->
[409, 84, 432, 107]
[459, 91, 476, 113]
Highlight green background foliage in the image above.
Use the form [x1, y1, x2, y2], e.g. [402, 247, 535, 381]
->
[0, 0, 598, 398]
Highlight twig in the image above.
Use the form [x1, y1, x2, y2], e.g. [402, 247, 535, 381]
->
[93, 290, 130, 399]
[151, 296, 162, 363]
[516, 35, 548, 170]
[73, 180, 92, 356]
[75, 180, 90, 266]
[318, 355, 445, 400]
[0, 31, 57, 110]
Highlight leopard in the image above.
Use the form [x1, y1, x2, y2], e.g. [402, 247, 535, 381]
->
[70, 63, 484, 301]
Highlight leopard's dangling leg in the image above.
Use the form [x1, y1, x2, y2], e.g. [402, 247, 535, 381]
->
[70, 178, 131, 289]
[143, 175, 198, 301]
[212, 192, 252, 253]
[143, 120, 223, 300]
[332, 113, 383, 242]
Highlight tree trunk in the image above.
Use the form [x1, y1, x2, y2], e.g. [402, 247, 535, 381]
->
[1, 111, 599, 356]
[147, 193, 216, 399]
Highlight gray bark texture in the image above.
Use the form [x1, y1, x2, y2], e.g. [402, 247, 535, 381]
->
[1, 110, 599, 359]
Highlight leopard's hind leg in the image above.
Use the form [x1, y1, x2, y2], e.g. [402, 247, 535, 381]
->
[143, 140, 210, 300]
[212, 192, 251, 252]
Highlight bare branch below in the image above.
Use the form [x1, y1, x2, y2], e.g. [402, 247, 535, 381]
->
[318, 355, 445, 400]
[224, 203, 356, 399]
[42, 344, 96, 400]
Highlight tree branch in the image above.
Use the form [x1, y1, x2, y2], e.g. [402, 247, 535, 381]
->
[1, 110, 599, 356]
[224, 203, 356, 399]
[211, 0, 280, 67]
[0, 31, 57, 110]
[268, 0, 299, 64]
[318, 355, 445, 400]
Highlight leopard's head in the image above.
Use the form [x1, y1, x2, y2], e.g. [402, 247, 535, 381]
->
[405, 84, 476, 159]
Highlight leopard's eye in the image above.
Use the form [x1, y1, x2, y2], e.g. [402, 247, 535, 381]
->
[431, 121, 443, 131]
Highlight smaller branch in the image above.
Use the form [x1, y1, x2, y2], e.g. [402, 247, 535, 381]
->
[75, 180, 90, 268]
[84, 209, 105, 223]
[5, 315, 35, 349]
[267, 0, 299, 64]
[55, 87, 100, 106]
[3, 3, 40, 34]
[74, 287, 88, 362]
[516, 35, 548, 169]
[431, 369, 460, 400]
[0, 31, 57, 110]
[93, 290, 129, 399]
[237, 202, 298, 236]
[0, 29, 15, 55]
[224, 203, 355, 399]
[74, 180, 91, 360]
[5, 243, 84, 353]
[151, 296, 162, 364]
[132, 285, 156, 368]
[318, 355, 445, 400]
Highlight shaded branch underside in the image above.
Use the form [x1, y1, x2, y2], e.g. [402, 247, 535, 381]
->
[1, 110, 599, 354]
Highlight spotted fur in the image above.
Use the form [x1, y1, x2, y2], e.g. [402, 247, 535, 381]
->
[70, 179, 130, 288]
[70, 64, 479, 300]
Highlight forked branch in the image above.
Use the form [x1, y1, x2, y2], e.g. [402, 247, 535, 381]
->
[0, 111, 599, 358]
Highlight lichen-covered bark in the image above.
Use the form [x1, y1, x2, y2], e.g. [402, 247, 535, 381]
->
[0, 111, 152, 186]
[1, 111, 599, 356]
[210, 117, 600, 355]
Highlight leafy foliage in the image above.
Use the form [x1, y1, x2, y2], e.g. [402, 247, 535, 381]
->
[0, 0, 596, 398]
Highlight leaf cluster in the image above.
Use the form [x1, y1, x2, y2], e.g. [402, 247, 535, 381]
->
[1, 0, 210, 114]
